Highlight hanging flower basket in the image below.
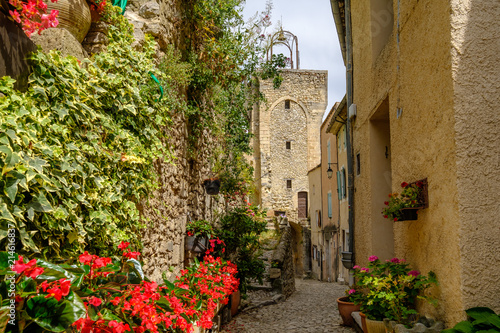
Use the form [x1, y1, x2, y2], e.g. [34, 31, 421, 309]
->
[185, 235, 208, 253]
[203, 178, 221, 195]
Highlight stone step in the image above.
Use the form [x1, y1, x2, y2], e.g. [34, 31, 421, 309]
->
[247, 283, 273, 291]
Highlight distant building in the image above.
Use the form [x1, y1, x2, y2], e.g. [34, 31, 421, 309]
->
[251, 69, 327, 276]
[324, 98, 350, 283]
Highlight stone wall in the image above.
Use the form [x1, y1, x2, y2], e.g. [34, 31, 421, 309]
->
[14, 0, 224, 283]
[270, 224, 296, 298]
[129, 0, 222, 282]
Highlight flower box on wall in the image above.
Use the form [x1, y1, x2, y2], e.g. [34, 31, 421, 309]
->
[397, 207, 423, 221]
[383, 178, 429, 222]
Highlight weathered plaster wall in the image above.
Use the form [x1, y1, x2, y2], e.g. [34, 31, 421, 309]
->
[451, 0, 500, 313]
[257, 70, 327, 222]
[308, 165, 322, 279]
[328, 103, 350, 283]
[350, 0, 465, 325]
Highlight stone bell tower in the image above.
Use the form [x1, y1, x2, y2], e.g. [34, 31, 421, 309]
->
[251, 29, 327, 226]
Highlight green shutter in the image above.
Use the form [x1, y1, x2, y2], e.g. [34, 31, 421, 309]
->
[328, 192, 332, 218]
[337, 171, 342, 200]
[342, 168, 347, 198]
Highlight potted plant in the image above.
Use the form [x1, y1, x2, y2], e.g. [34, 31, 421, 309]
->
[203, 177, 221, 195]
[186, 219, 214, 252]
[382, 181, 425, 222]
[337, 287, 362, 327]
[352, 256, 438, 333]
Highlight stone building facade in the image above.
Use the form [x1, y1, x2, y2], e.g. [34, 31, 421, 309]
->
[252, 69, 327, 276]
[252, 70, 327, 222]
[330, 0, 500, 326]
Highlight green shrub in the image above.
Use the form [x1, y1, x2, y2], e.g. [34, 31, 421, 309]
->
[442, 307, 500, 333]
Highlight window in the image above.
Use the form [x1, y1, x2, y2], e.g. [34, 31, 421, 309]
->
[287, 179, 292, 189]
[286, 141, 291, 149]
[342, 168, 347, 198]
[285, 99, 290, 109]
[327, 192, 332, 218]
[316, 210, 322, 227]
[356, 153, 361, 175]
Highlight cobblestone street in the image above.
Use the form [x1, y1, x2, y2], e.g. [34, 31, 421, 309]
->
[221, 279, 356, 333]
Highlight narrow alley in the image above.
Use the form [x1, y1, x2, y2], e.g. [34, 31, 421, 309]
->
[221, 279, 356, 333]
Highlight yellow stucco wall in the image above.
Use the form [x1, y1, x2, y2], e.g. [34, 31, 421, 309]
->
[450, 0, 500, 315]
[350, 0, 473, 326]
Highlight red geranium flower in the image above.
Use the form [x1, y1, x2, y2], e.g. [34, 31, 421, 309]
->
[118, 241, 130, 250]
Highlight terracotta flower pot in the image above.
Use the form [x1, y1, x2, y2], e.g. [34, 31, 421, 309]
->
[337, 296, 361, 327]
[46, 0, 91, 42]
[230, 290, 240, 316]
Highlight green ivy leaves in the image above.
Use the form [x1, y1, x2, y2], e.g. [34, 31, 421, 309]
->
[0, 9, 186, 259]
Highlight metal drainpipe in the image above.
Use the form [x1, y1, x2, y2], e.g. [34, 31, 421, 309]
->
[344, 0, 355, 272]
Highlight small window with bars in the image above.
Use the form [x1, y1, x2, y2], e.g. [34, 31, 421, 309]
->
[286, 179, 292, 189]
[286, 141, 291, 149]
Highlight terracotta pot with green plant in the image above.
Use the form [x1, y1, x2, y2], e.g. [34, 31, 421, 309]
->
[352, 256, 438, 332]
[382, 181, 425, 222]
[338, 287, 362, 327]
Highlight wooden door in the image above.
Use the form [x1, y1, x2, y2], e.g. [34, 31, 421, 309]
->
[298, 191, 308, 218]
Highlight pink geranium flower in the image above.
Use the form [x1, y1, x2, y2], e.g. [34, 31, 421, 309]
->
[408, 270, 420, 277]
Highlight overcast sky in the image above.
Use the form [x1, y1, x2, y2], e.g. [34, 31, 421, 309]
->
[241, 0, 346, 120]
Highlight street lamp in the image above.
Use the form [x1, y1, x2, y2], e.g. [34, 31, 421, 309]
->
[326, 162, 336, 179]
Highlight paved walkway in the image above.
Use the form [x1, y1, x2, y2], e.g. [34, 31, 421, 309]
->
[220, 279, 356, 333]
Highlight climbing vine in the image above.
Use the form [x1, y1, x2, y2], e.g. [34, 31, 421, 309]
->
[0, 6, 189, 258]
[184, 0, 285, 194]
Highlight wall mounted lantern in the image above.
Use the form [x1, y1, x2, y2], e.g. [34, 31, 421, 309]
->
[326, 162, 337, 179]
